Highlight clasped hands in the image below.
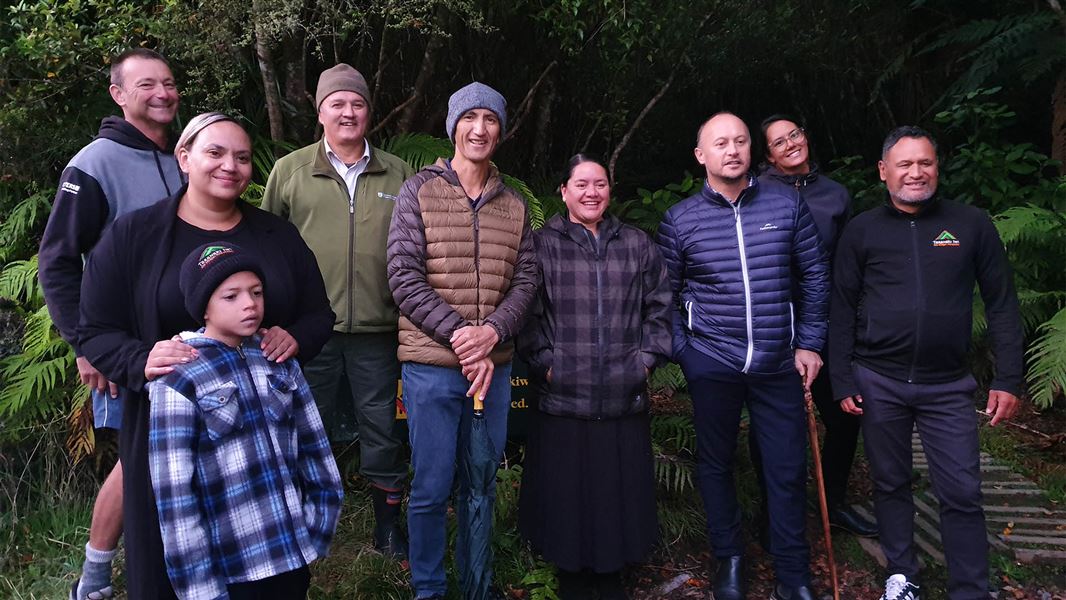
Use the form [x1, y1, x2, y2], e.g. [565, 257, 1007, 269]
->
[451, 324, 499, 400]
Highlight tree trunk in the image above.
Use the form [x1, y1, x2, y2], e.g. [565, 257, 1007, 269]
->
[608, 68, 677, 185]
[395, 34, 444, 134]
[1052, 70, 1066, 172]
[531, 73, 555, 178]
[253, 4, 285, 144]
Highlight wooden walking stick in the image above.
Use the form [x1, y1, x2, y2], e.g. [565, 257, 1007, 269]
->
[805, 385, 841, 600]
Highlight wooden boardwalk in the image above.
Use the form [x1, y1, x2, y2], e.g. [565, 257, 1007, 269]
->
[855, 431, 1066, 567]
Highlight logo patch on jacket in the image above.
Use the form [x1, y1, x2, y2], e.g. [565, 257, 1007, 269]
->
[759, 222, 779, 231]
[61, 182, 80, 195]
[932, 230, 960, 247]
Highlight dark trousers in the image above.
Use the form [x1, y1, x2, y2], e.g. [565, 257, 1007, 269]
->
[303, 331, 407, 489]
[679, 347, 810, 588]
[119, 392, 178, 600]
[227, 566, 310, 599]
[750, 366, 862, 506]
[853, 363, 987, 599]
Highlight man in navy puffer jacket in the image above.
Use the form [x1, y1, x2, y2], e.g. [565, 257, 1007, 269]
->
[656, 112, 829, 600]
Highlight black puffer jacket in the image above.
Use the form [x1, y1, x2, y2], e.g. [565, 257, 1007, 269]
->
[518, 214, 672, 419]
[760, 165, 851, 261]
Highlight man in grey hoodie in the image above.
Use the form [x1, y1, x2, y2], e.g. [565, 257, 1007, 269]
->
[38, 47, 183, 600]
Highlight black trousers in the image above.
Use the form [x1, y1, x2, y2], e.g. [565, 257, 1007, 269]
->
[853, 363, 987, 599]
[228, 566, 310, 599]
[679, 347, 810, 588]
[750, 365, 862, 507]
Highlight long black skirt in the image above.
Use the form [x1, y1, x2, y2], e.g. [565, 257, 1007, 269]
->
[519, 409, 659, 573]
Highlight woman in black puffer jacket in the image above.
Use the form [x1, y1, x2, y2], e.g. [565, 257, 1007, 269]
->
[752, 114, 877, 539]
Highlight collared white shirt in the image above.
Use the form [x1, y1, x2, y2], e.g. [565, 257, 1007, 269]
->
[323, 138, 371, 201]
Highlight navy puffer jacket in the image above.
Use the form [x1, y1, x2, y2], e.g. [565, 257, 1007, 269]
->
[656, 177, 829, 375]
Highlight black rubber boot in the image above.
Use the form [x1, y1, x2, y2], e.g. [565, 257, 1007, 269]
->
[371, 486, 409, 560]
[557, 569, 595, 600]
[595, 570, 627, 600]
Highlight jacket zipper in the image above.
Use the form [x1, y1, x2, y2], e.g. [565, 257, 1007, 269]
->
[908, 219, 923, 382]
[347, 186, 356, 330]
[733, 200, 755, 373]
[584, 228, 607, 418]
[473, 208, 481, 325]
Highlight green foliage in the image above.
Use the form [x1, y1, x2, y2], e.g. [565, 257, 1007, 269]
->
[383, 133, 453, 171]
[520, 563, 560, 600]
[613, 173, 699, 235]
[0, 187, 52, 264]
[1026, 307, 1066, 409]
[826, 155, 885, 213]
[935, 88, 1064, 213]
[0, 305, 76, 429]
[649, 362, 686, 395]
[650, 415, 696, 494]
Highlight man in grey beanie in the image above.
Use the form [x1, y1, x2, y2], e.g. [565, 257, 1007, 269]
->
[387, 82, 538, 599]
[262, 63, 414, 561]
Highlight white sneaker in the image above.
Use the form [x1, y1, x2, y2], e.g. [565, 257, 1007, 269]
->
[879, 574, 919, 600]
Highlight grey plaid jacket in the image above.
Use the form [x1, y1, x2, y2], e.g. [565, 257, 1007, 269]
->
[148, 332, 342, 599]
[518, 214, 672, 419]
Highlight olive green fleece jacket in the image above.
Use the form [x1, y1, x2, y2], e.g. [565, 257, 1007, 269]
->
[262, 140, 414, 333]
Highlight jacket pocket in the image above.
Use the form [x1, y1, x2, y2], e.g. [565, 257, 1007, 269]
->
[265, 373, 295, 424]
[196, 382, 242, 441]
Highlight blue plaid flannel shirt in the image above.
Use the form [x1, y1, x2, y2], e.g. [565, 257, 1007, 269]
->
[148, 332, 343, 599]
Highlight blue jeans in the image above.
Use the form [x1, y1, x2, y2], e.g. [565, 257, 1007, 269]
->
[402, 361, 512, 598]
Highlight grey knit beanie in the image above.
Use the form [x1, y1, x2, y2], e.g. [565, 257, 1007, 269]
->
[446, 82, 507, 142]
[315, 63, 371, 110]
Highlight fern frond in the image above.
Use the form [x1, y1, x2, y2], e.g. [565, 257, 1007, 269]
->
[1026, 307, 1066, 409]
[0, 353, 76, 418]
[650, 414, 696, 452]
[0, 190, 51, 263]
[500, 173, 545, 230]
[650, 362, 687, 393]
[0, 255, 42, 306]
[994, 204, 1066, 246]
[66, 385, 94, 464]
[382, 133, 453, 171]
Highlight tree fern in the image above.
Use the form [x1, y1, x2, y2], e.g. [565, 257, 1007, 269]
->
[382, 132, 453, 170]
[0, 255, 43, 307]
[501, 173, 546, 230]
[0, 189, 51, 264]
[1027, 307, 1066, 409]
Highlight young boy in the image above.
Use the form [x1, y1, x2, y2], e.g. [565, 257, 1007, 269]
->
[148, 242, 343, 599]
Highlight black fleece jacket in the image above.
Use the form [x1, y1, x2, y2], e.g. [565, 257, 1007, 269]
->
[828, 196, 1024, 399]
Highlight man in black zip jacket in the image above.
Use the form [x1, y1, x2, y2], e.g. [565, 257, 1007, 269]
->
[829, 126, 1023, 600]
[38, 48, 183, 600]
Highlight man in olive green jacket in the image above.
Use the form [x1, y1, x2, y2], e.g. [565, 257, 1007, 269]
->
[262, 63, 413, 560]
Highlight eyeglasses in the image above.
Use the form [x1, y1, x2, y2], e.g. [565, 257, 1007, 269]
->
[769, 128, 806, 152]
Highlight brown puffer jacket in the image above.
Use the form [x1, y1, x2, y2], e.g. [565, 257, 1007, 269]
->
[387, 159, 539, 367]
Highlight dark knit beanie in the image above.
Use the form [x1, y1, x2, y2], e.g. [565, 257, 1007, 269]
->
[445, 82, 507, 142]
[180, 242, 266, 324]
[315, 63, 372, 110]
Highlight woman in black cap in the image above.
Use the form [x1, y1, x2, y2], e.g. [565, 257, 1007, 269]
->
[78, 112, 334, 598]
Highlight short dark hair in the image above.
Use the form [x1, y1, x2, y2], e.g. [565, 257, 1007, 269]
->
[110, 48, 169, 87]
[881, 125, 938, 159]
[560, 153, 607, 187]
[696, 111, 742, 146]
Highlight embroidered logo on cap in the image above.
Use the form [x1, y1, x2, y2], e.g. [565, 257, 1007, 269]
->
[197, 245, 234, 268]
[932, 230, 960, 247]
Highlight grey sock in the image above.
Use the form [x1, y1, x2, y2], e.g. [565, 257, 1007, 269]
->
[77, 542, 115, 600]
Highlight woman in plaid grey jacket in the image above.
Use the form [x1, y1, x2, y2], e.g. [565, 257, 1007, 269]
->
[517, 155, 672, 599]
